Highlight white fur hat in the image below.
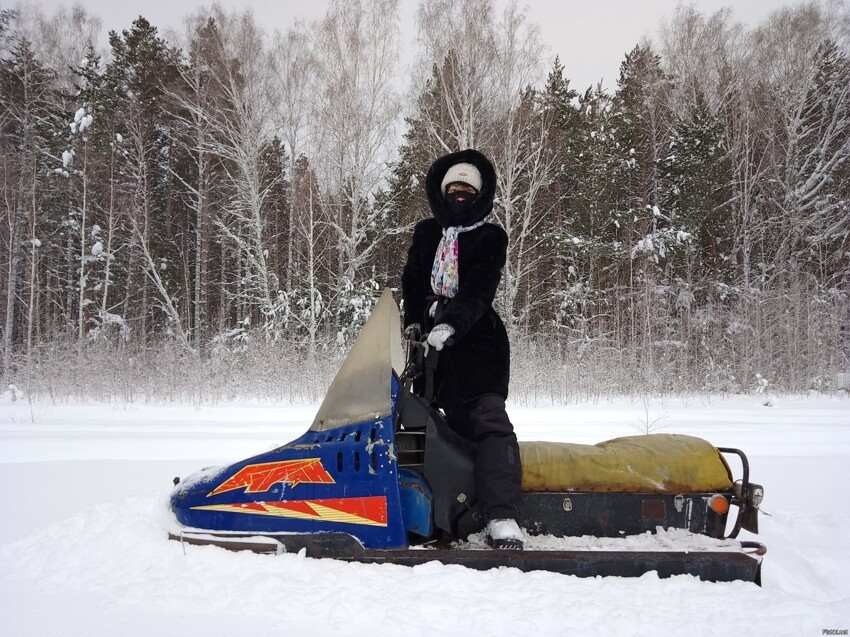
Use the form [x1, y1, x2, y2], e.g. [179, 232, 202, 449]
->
[441, 162, 482, 193]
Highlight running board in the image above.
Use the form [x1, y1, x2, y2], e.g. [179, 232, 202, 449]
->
[168, 531, 765, 584]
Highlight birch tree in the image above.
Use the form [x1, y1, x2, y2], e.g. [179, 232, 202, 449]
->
[769, 38, 850, 279]
[659, 5, 746, 118]
[12, 3, 102, 92]
[71, 47, 132, 343]
[170, 16, 227, 350]
[488, 3, 557, 332]
[269, 25, 313, 295]
[309, 0, 402, 340]
[285, 155, 333, 349]
[187, 9, 286, 339]
[0, 38, 58, 381]
[415, 0, 498, 151]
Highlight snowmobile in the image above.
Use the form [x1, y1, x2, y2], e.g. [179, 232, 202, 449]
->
[169, 289, 766, 583]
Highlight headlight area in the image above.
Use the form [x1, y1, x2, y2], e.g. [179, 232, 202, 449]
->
[734, 480, 764, 509]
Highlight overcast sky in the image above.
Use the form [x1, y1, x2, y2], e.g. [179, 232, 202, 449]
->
[22, 0, 838, 91]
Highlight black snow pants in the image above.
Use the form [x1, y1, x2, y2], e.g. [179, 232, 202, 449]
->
[436, 381, 523, 521]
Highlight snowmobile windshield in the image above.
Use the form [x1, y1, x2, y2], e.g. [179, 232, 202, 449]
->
[310, 288, 404, 432]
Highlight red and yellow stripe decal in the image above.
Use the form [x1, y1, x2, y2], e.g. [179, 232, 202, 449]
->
[192, 495, 387, 527]
[208, 458, 335, 496]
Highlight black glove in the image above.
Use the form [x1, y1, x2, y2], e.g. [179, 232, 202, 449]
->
[404, 323, 421, 341]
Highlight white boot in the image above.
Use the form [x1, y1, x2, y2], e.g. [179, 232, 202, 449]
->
[485, 518, 524, 550]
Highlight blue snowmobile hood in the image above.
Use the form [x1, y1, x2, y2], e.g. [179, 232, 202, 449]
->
[170, 289, 410, 549]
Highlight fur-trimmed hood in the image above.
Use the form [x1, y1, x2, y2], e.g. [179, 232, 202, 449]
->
[425, 149, 497, 228]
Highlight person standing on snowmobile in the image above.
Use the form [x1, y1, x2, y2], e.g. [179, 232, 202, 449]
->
[401, 149, 524, 550]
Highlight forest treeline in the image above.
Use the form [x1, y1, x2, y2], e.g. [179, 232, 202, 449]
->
[1, 0, 848, 402]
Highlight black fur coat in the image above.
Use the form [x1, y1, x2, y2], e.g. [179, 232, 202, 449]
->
[401, 149, 510, 401]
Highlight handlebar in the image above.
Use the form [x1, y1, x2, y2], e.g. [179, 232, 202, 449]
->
[401, 329, 453, 402]
[404, 331, 454, 350]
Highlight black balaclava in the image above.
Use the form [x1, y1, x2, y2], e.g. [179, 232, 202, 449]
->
[444, 187, 479, 222]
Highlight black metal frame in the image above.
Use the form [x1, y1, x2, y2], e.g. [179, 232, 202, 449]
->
[518, 491, 730, 539]
[717, 447, 760, 537]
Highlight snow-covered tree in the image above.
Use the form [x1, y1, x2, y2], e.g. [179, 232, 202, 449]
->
[308, 0, 403, 343]
[664, 93, 734, 283]
[172, 12, 291, 348]
[189, 9, 287, 341]
[414, 0, 499, 151]
[0, 35, 62, 381]
[487, 4, 558, 333]
[269, 25, 314, 295]
[103, 18, 187, 347]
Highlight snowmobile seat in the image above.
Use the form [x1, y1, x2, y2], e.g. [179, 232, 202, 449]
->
[519, 433, 733, 494]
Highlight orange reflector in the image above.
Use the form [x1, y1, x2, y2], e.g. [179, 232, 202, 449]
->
[709, 495, 729, 514]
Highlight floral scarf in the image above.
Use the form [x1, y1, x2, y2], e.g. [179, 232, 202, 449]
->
[430, 219, 486, 298]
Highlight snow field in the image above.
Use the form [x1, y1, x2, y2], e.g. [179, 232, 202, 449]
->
[1, 395, 848, 636]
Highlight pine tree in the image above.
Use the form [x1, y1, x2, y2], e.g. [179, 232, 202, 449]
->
[539, 56, 581, 324]
[609, 44, 681, 370]
[664, 93, 734, 284]
[551, 85, 623, 334]
[103, 17, 183, 346]
[0, 38, 64, 379]
[285, 154, 330, 350]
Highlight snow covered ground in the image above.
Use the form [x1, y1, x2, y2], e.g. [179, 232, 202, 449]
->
[1, 394, 848, 636]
